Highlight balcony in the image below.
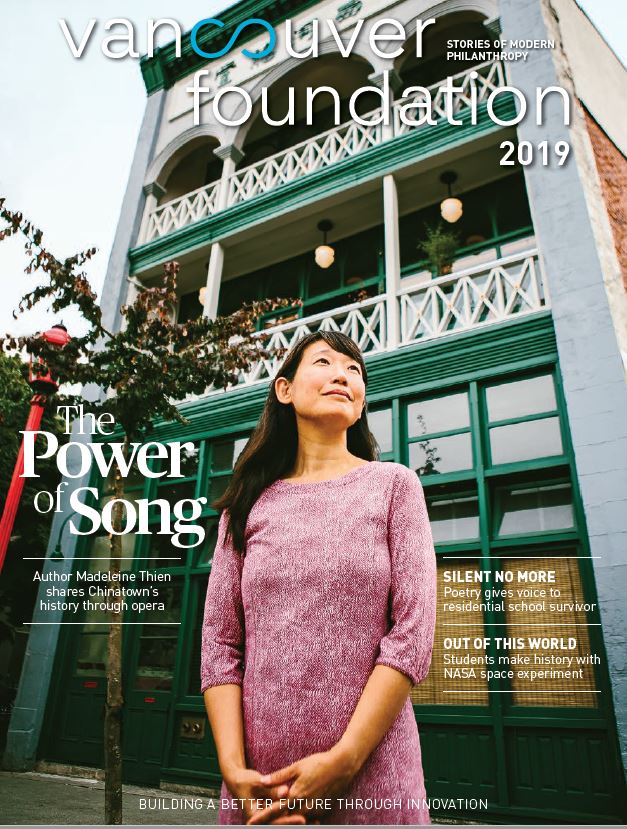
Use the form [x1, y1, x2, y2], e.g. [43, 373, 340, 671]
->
[184, 248, 548, 400]
[398, 248, 547, 343]
[141, 61, 506, 245]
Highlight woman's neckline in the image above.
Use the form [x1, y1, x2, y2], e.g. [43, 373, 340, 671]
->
[270, 460, 377, 491]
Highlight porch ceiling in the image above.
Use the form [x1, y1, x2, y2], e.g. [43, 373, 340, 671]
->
[140, 127, 517, 295]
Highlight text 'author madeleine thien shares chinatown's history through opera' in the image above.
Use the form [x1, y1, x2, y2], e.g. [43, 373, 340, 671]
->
[0, 0, 626, 826]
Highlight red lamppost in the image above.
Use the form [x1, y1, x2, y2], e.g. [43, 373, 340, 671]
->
[0, 324, 71, 573]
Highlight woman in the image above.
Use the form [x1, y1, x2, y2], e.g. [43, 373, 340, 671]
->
[201, 330, 437, 825]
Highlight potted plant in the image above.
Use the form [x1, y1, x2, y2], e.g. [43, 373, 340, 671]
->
[417, 222, 460, 275]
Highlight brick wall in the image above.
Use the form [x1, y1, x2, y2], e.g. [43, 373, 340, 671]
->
[583, 104, 627, 291]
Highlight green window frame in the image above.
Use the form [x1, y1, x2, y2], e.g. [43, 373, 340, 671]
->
[71, 365, 601, 717]
[360, 367, 604, 713]
[491, 476, 576, 542]
[482, 372, 565, 470]
[406, 389, 474, 482]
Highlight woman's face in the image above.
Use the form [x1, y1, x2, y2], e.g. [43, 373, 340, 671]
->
[275, 341, 366, 429]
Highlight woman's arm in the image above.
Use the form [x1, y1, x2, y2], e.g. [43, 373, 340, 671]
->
[200, 512, 249, 786]
[247, 668, 414, 825]
[338, 465, 437, 772]
[201, 513, 300, 822]
[335, 464, 437, 774]
[203, 684, 247, 781]
[330, 663, 412, 774]
[201, 511, 246, 694]
[205, 685, 299, 823]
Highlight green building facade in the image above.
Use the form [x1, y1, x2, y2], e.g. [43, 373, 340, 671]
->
[6, 0, 627, 823]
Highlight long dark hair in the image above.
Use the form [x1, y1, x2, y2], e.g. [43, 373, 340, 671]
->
[213, 331, 380, 554]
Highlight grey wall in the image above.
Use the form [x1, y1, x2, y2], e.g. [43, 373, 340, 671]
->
[101, 90, 166, 332]
[500, 0, 627, 777]
[3, 425, 93, 770]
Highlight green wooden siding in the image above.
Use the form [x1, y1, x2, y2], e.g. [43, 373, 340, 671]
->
[140, 0, 328, 94]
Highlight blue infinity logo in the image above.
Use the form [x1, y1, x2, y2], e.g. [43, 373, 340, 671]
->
[190, 18, 276, 59]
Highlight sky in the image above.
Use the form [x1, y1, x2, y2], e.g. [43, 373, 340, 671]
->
[0, 0, 624, 340]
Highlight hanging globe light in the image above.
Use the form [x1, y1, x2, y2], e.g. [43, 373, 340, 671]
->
[439, 171, 463, 223]
[315, 220, 335, 269]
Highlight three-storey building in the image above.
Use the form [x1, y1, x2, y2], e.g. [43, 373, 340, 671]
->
[6, 0, 626, 822]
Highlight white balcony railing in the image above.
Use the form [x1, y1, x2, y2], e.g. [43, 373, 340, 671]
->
[181, 250, 548, 403]
[143, 180, 220, 242]
[393, 60, 506, 137]
[142, 61, 506, 244]
[236, 294, 387, 386]
[399, 250, 547, 345]
[227, 118, 384, 207]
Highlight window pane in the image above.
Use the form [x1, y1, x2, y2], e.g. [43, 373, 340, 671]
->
[307, 258, 341, 298]
[89, 532, 135, 563]
[411, 561, 488, 706]
[369, 407, 393, 454]
[218, 275, 259, 316]
[490, 417, 563, 465]
[196, 517, 220, 566]
[342, 225, 381, 284]
[502, 556, 598, 707]
[408, 393, 470, 436]
[74, 536, 133, 676]
[99, 490, 144, 516]
[104, 462, 144, 491]
[155, 482, 197, 518]
[212, 438, 248, 471]
[486, 375, 556, 422]
[410, 433, 473, 475]
[134, 583, 182, 691]
[267, 267, 300, 300]
[209, 474, 231, 503]
[76, 632, 107, 677]
[146, 533, 186, 568]
[233, 438, 248, 467]
[176, 442, 201, 477]
[498, 484, 574, 536]
[75, 551, 111, 677]
[178, 291, 202, 324]
[428, 494, 479, 542]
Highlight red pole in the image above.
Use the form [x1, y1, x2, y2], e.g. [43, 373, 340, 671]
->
[0, 395, 48, 574]
[0, 323, 71, 575]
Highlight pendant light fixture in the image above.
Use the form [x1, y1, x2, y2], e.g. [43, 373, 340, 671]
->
[315, 220, 335, 269]
[439, 171, 463, 223]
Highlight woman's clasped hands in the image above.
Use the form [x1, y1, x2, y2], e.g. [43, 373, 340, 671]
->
[223, 766, 305, 825]
[244, 744, 360, 825]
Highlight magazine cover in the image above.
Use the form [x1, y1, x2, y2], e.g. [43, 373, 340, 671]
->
[1, 0, 626, 825]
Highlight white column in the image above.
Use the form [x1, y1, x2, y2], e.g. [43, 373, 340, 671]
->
[383, 174, 401, 349]
[214, 143, 245, 211]
[138, 181, 165, 243]
[123, 276, 142, 318]
[202, 242, 225, 319]
[199, 144, 244, 319]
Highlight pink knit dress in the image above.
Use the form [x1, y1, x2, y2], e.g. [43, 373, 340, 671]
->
[200, 460, 437, 825]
